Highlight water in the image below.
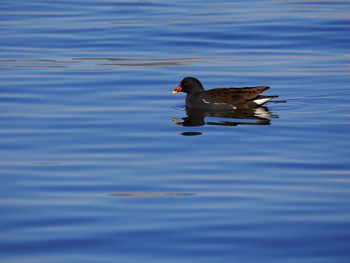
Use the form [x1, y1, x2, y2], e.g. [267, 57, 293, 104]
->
[1, 1, 350, 262]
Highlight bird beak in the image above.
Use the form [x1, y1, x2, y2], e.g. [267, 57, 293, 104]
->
[172, 85, 182, 94]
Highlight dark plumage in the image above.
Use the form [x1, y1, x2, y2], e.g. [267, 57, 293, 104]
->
[172, 77, 277, 110]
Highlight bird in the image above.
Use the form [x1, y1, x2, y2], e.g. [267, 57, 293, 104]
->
[172, 77, 278, 110]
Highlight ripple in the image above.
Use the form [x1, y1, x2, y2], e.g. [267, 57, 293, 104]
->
[110, 193, 195, 197]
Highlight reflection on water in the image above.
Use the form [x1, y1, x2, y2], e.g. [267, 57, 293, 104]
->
[174, 105, 279, 129]
[0, 57, 206, 70]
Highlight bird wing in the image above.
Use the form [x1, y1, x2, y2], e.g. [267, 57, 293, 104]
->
[202, 86, 270, 105]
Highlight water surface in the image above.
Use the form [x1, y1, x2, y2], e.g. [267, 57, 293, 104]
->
[1, 1, 350, 262]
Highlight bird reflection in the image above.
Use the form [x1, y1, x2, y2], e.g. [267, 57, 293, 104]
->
[173, 106, 278, 127]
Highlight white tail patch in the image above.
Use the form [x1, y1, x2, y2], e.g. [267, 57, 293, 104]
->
[253, 97, 272, 105]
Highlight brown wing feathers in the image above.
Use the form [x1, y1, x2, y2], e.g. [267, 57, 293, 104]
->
[202, 86, 269, 104]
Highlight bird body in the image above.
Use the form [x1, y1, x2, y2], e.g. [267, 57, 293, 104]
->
[173, 77, 277, 110]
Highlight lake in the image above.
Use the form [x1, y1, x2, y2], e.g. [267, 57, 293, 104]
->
[1, 0, 350, 262]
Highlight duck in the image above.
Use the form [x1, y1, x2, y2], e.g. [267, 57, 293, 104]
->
[172, 77, 277, 110]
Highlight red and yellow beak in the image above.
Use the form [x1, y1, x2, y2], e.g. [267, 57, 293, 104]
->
[172, 85, 182, 94]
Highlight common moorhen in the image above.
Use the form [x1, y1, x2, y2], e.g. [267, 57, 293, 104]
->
[172, 77, 278, 110]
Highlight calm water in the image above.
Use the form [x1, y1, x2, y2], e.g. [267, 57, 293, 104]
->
[1, 0, 350, 262]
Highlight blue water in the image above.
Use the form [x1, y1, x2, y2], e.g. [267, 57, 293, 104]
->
[1, 1, 350, 262]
